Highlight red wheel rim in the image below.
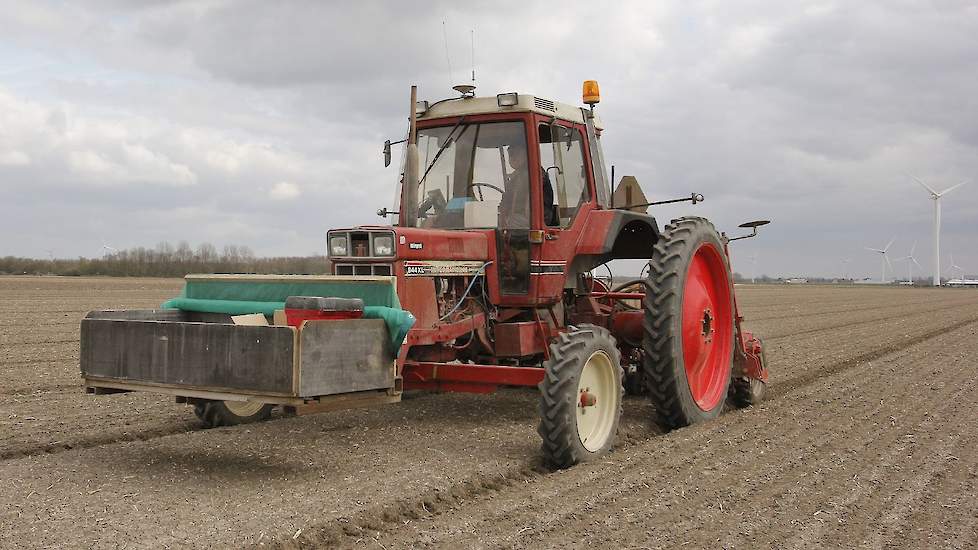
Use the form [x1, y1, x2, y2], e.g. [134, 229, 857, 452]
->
[681, 242, 733, 411]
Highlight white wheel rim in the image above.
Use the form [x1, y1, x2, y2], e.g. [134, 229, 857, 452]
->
[576, 350, 619, 452]
[224, 400, 265, 417]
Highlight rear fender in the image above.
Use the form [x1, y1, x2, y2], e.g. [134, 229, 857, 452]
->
[569, 210, 661, 279]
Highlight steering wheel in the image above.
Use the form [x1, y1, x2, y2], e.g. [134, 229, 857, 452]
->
[467, 182, 504, 201]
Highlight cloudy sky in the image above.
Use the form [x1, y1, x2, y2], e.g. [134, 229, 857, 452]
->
[1, 1, 976, 279]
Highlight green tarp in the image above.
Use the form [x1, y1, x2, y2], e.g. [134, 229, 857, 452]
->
[161, 277, 415, 351]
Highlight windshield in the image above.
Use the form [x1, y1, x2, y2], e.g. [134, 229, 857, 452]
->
[407, 121, 529, 230]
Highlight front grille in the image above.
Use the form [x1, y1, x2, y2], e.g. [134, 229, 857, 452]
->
[327, 230, 396, 260]
[534, 97, 556, 112]
[335, 264, 392, 276]
[350, 232, 370, 257]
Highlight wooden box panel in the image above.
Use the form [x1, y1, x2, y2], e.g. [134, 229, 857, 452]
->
[298, 319, 394, 397]
[80, 312, 296, 395]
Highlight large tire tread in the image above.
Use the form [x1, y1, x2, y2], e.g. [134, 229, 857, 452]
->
[643, 216, 734, 430]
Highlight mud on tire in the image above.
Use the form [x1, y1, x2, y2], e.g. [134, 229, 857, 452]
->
[538, 324, 624, 469]
[643, 216, 735, 430]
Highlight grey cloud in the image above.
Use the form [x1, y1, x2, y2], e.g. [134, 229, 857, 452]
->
[0, 1, 976, 279]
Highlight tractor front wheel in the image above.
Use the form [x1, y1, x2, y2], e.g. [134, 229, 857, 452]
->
[643, 217, 735, 430]
[193, 399, 274, 427]
[538, 324, 624, 469]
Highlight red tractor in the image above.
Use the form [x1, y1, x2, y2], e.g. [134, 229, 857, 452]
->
[80, 81, 769, 469]
[333, 82, 769, 467]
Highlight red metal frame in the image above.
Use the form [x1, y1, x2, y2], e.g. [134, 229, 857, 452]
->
[590, 291, 644, 301]
[724, 240, 769, 384]
[402, 361, 545, 393]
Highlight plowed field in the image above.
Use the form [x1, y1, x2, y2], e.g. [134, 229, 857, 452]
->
[2, 277, 977, 549]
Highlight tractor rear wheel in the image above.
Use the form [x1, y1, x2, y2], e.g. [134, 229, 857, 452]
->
[731, 337, 768, 407]
[193, 399, 274, 427]
[538, 324, 624, 469]
[643, 217, 735, 430]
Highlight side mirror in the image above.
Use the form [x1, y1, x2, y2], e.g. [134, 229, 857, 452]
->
[383, 140, 392, 167]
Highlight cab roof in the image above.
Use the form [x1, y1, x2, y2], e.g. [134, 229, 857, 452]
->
[417, 93, 603, 130]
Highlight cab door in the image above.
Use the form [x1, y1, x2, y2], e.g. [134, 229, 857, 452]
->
[532, 120, 595, 303]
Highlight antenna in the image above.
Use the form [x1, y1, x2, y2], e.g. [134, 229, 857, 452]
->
[470, 29, 476, 82]
[442, 20, 454, 85]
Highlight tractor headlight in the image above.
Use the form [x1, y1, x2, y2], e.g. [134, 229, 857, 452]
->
[329, 234, 348, 256]
[373, 234, 394, 256]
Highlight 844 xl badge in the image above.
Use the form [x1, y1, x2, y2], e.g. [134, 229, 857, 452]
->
[403, 261, 485, 277]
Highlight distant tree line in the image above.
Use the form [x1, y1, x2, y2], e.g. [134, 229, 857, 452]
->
[0, 241, 329, 277]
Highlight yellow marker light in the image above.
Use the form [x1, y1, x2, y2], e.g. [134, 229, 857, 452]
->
[583, 80, 600, 105]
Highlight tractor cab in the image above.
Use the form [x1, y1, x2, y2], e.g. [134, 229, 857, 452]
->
[395, 90, 611, 234]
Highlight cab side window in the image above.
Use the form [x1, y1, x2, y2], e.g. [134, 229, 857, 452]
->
[538, 124, 589, 228]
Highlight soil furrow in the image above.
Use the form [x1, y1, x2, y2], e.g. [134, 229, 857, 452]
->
[0, 419, 201, 461]
[0, 382, 78, 397]
[763, 299, 978, 341]
[363, 320, 978, 550]
[748, 295, 968, 322]
[763, 359, 976, 547]
[770, 314, 978, 395]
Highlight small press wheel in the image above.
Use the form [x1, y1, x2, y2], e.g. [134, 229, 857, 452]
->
[193, 399, 274, 427]
[731, 336, 769, 408]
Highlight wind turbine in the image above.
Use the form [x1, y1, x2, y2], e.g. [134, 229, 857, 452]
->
[865, 237, 895, 283]
[841, 258, 851, 281]
[101, 239, 117, 259]
[895, 241, 921, 284]
[909, 174, 968, 286]
[949, 253, 965, 279]
[749, 252, 758, 284]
